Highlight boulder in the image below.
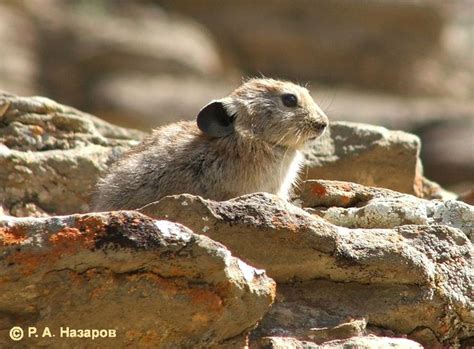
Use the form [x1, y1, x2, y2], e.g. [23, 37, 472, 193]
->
[300, 180, 473, 240]
[0, 92, 144, 216]
[0, 211, 275, 348]
[141, 192, 473, 347]
[303, 121, 423, 196]
[256, 335, 422, 349]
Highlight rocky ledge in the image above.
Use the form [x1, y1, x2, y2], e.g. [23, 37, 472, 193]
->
[1, 92, 472, 348]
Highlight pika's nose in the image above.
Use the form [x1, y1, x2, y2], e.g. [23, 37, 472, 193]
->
[308, 118, 328, 132]
[314, 120, 327, 131]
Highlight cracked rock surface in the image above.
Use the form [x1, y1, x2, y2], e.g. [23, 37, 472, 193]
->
[0, 211, 275, 348]
[0, 92, 143, 216]
[141, 192, 473, 347]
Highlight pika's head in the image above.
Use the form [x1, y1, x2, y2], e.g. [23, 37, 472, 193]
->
[197, 78, 328, 149]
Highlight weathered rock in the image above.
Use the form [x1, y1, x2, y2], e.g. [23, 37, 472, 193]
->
[304, 121, 423, 195]
[141, 192, 473, 346]
[312, 88, 474, 193]
[0, 210, 275, 348]
[256, 335, 422, 349]
[0, 92, 144, 216]
[300, 180, 473, 240]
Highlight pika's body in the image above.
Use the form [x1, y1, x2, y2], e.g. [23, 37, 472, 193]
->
[94, 78, 328, 211]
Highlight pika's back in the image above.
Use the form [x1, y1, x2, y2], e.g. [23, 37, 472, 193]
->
[93, 78, 328, 211]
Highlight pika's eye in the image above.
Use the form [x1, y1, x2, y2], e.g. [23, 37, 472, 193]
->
[281, 93, 298, 108]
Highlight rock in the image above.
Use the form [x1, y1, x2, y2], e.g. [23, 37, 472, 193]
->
[310, 88, 474, 193]
[256, 336, 319, 348]
[0, 210, 275, 348]
[256, 335, 423, 349]
[303, 121, 423, 195]
[300, 180, 473, 240]
[318, 336, 423, 349]
[0, 92, 144, 216]
[141, 192, 473, 347]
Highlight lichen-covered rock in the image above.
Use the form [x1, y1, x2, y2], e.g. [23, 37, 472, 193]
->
[0, 211, 275, 348]
[141, 192, 473, 347]
[256, 335, 422, 349]
[0, 92, 144, 216]
[301, 180, 473, 240]
[304, 121, 423, 195]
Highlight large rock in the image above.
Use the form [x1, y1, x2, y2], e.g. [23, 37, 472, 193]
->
[304, 122, 423, 196]
[257, 336, 423, 349]
[0, 211, 275, 348]
[0, 92, 144, 216]
[314, 89, 474, 191]
[141, 192, 473, 347]
[300, 180, 473, 240]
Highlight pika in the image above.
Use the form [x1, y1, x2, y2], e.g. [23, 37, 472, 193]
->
[93, 78, 328, 211]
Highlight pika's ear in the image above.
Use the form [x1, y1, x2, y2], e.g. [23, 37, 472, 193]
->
[197, 101, 235, 137]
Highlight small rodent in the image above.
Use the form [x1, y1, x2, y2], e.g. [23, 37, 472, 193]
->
[93, 78, 328, 211]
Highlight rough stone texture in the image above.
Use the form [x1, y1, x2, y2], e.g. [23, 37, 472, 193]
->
[0, 92, 144, 216]
[300, 180, 473, 240]
[141, 192, 473, 347]
[312, 87, 474, 193]
[0, 211, 275, 348]
[304, 121, 423, 195]
[256, 335, 423, 349]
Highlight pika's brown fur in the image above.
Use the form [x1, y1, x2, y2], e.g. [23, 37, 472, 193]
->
[93, 78, 328, 211]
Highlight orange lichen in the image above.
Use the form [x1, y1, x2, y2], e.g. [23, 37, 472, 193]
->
[75, 215, 106, 237]
[6, 251, 44, 276]
[4, 222, 100, 276]
[340, 195, 352, 206]
[0, 226, 27, 246]
[187, 287, 223, 313]
[271, 216, 299, 233]
[129, 272, 224, 313]
[311, 183, 327, 197]
[49, 227, 96, 251]
[30, 125, 44, 136]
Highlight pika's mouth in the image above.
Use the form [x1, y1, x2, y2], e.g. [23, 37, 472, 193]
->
[308, 135, 321, 141]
